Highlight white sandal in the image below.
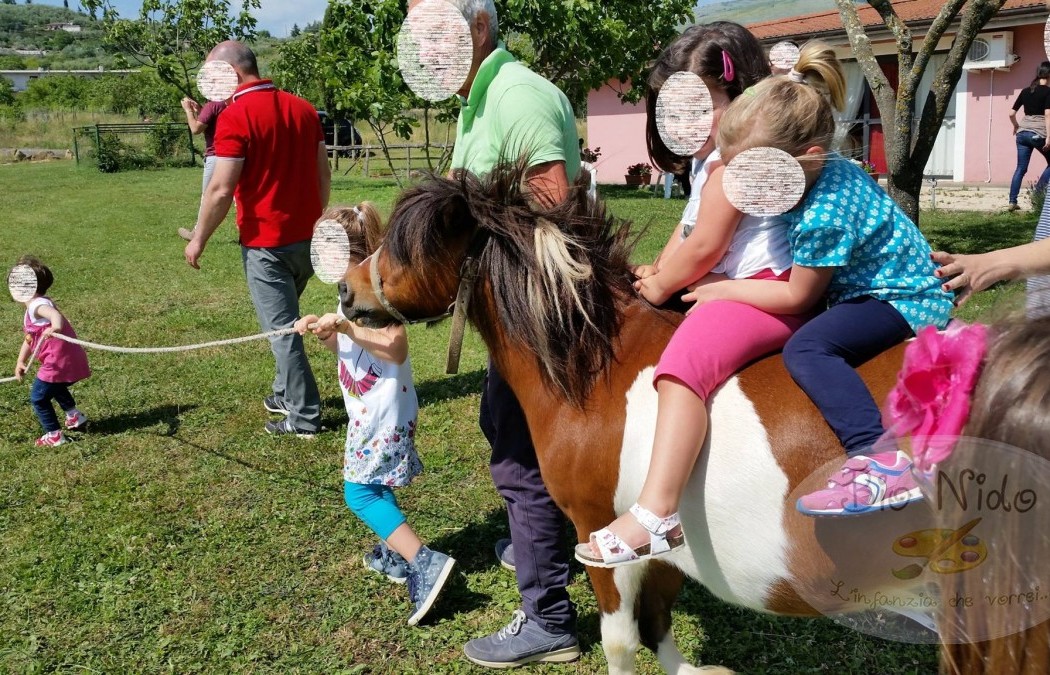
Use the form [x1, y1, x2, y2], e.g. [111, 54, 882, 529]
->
[574, 503, 685, 568]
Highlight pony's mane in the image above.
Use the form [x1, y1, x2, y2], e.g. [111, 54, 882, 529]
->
[385, 162, 638, 406]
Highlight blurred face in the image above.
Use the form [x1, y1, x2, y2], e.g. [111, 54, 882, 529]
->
[407, 0, 492, 97]
[693, 78, 731, 161]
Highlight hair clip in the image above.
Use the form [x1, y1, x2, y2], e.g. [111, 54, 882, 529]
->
[788, 69, 806, 84]
[722, 50, 735, 83]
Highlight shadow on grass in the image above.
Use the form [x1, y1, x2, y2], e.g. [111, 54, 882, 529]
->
[922, 210, 1037, 255]
[416, 369, 486, 406]
[88, 403, 198, 436]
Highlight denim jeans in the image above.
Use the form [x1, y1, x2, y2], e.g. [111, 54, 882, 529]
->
[30, 377, 76, 433]
[1009, 131, 1050, 205]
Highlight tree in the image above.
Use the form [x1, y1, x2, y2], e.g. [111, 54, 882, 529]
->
[498, 0, 694, 110]
[835, 0, 1007, 223]
[270, 31, 322, 104]
[80, 0, 261, 99]
[290, 23, 299, 37]
[64, 0, 69, 8]
[319, 0, 459, 185]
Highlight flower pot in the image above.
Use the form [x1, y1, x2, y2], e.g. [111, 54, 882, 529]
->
[625, 174, 652, 186]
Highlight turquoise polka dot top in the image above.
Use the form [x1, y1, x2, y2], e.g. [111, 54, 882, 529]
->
[781, 153, 953, 332]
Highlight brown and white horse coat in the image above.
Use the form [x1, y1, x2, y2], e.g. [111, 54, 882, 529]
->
[342, 170, 939, 673]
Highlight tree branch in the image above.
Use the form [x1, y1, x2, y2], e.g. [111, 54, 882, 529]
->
[834, 0, 896, 133]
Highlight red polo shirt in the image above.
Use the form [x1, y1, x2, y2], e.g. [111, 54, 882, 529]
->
[213, 80, 324, 248]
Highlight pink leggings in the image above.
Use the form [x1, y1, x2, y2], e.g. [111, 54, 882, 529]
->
[654, 270, 809, 401]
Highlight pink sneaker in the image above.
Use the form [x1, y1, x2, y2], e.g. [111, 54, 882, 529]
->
[65, 410, 88, 431]
[35, 431, 66, 447]
[797, 450, 923, 516]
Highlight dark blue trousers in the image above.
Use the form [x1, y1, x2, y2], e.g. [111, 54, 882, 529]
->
[31, 377, 76, 433]
[481, 362, 576, 634]
[783, 296, 913, 456]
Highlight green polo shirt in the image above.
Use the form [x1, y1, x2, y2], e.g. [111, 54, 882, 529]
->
[452, 46, 580, 181]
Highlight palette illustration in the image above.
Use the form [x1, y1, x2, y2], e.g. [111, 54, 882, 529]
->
[891, 517, 987, 579]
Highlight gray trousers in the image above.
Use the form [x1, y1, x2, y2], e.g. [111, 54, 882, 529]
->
[241, 241, 321, 432]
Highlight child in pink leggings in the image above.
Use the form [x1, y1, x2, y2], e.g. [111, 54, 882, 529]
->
[575, 23, 814, 569]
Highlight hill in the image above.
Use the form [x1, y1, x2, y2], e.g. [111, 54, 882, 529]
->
[0, 3, 111, 69]
[695, 0, 845, 27]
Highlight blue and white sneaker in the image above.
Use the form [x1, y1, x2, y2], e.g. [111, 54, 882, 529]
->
[363, 543, 409, 584]
[463, 609, 580, 667]
[494, 538, 516, 572]
[406, 546, 456, 626]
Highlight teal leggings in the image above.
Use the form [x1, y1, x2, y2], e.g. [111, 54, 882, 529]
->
[344, 481, 407, 540]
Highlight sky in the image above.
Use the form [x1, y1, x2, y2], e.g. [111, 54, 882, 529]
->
[67, 1, 329, 37]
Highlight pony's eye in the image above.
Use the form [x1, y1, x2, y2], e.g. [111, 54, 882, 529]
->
[196, 60, 239, 102]
[655, 71, 714, 156]
[8, 264, 37, 302]
[397, 0, 473, 102]
[722, 146, 805, 217]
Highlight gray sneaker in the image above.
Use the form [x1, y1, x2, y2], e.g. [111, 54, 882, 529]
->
[406, 546, 456, 626]
[363, 542, 408, 584]
[463, 609, 580, 668]
[494, 538, 516, 572]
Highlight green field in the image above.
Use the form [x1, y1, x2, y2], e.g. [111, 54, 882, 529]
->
[0, 162, 1034, 673]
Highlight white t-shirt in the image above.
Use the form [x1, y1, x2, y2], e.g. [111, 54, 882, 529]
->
[336, 307, 422, 487]
[679, 149, 793, 279]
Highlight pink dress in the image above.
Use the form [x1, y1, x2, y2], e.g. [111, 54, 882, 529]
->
[24, 297, 91, 384]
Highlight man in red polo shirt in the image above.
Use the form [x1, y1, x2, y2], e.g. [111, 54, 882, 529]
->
[185, 40, 330, 437]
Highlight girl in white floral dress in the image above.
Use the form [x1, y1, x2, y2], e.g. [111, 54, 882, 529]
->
[296, 203, 455, 627]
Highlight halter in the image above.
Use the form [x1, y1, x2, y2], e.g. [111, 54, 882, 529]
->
[367, 233, 489, 374]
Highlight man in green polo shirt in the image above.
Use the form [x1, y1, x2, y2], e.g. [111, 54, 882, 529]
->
[408, 0, 581, 668]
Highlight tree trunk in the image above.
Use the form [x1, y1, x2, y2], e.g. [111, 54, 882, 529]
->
[887, 176, 921, 224]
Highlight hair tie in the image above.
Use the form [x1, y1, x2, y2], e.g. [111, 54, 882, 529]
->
[352, 206, 362, 220]
[788, 69, 806, 84]
[721, 50, 735, 83]
[744, 86, 757, 97]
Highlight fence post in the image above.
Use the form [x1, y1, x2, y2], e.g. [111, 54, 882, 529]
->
[364, 148, 370, 178]
[407, 146, 412, 179]
[94, 124, 101, 159]
[73, 129, 80, 166]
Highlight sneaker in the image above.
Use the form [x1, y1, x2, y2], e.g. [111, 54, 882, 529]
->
[797, 450, 924, 516]
[263, 395, 290, 415]
[178, 227, 195, 241]
[1006, 203, 1020, 212]
[264, 419, 316, 439]
[65, 410, 87, 431]
[406, 546, 456, 626]
[463, 609, 581, 668]
[363, 542, 409, 584]
[494, 538, 516, 572]
[35, 430, 66, 447]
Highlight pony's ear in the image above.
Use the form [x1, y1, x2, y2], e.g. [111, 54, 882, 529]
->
[440, 179, 478, 235]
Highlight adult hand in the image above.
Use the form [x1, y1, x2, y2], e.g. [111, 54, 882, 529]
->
[931, 250, 1006, 305]
[181, 97, 201, 115]
[185, 239, 205, 270]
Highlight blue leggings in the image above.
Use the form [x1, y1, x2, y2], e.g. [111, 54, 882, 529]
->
[343, 482, 407, 540]
[783, 296, 914, 456]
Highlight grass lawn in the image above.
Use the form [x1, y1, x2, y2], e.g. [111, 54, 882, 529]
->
[0, 162, 1035, 673]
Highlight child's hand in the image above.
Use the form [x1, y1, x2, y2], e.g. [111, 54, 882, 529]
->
[682, 278, 728, 315]
[40, 325, 57, 340]
[632, 264, 658, 280]
[312, 313, 347, 339]
[295, 315, 320, 335]
[634, 274, 671, 306]
[14, 362, 26, 383]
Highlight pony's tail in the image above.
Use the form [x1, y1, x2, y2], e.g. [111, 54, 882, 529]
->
[940, 625, 1050, 675]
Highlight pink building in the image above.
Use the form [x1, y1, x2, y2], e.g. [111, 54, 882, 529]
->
[587, 0, 1048, 186]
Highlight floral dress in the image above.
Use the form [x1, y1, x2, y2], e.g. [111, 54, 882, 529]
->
[337, 313, 422, 487]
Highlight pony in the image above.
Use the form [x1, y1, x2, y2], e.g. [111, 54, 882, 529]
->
[337, 165, 1043, 674]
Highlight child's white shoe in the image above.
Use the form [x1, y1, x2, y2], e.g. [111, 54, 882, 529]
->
[574, 503, 685, 568]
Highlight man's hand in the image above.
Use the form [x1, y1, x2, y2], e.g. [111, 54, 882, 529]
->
[185, 239, 205, 270]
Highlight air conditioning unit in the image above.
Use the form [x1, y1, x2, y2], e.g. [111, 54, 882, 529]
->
[963, 31, 1016, 70]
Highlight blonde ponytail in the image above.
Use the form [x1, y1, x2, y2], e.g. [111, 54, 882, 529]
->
[718, 40, 845, 159]
[320, 201, 384, 263]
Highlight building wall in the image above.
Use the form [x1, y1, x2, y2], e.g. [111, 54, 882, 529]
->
[962, 22, 1047, 184]
[586, 82, 650, 184]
